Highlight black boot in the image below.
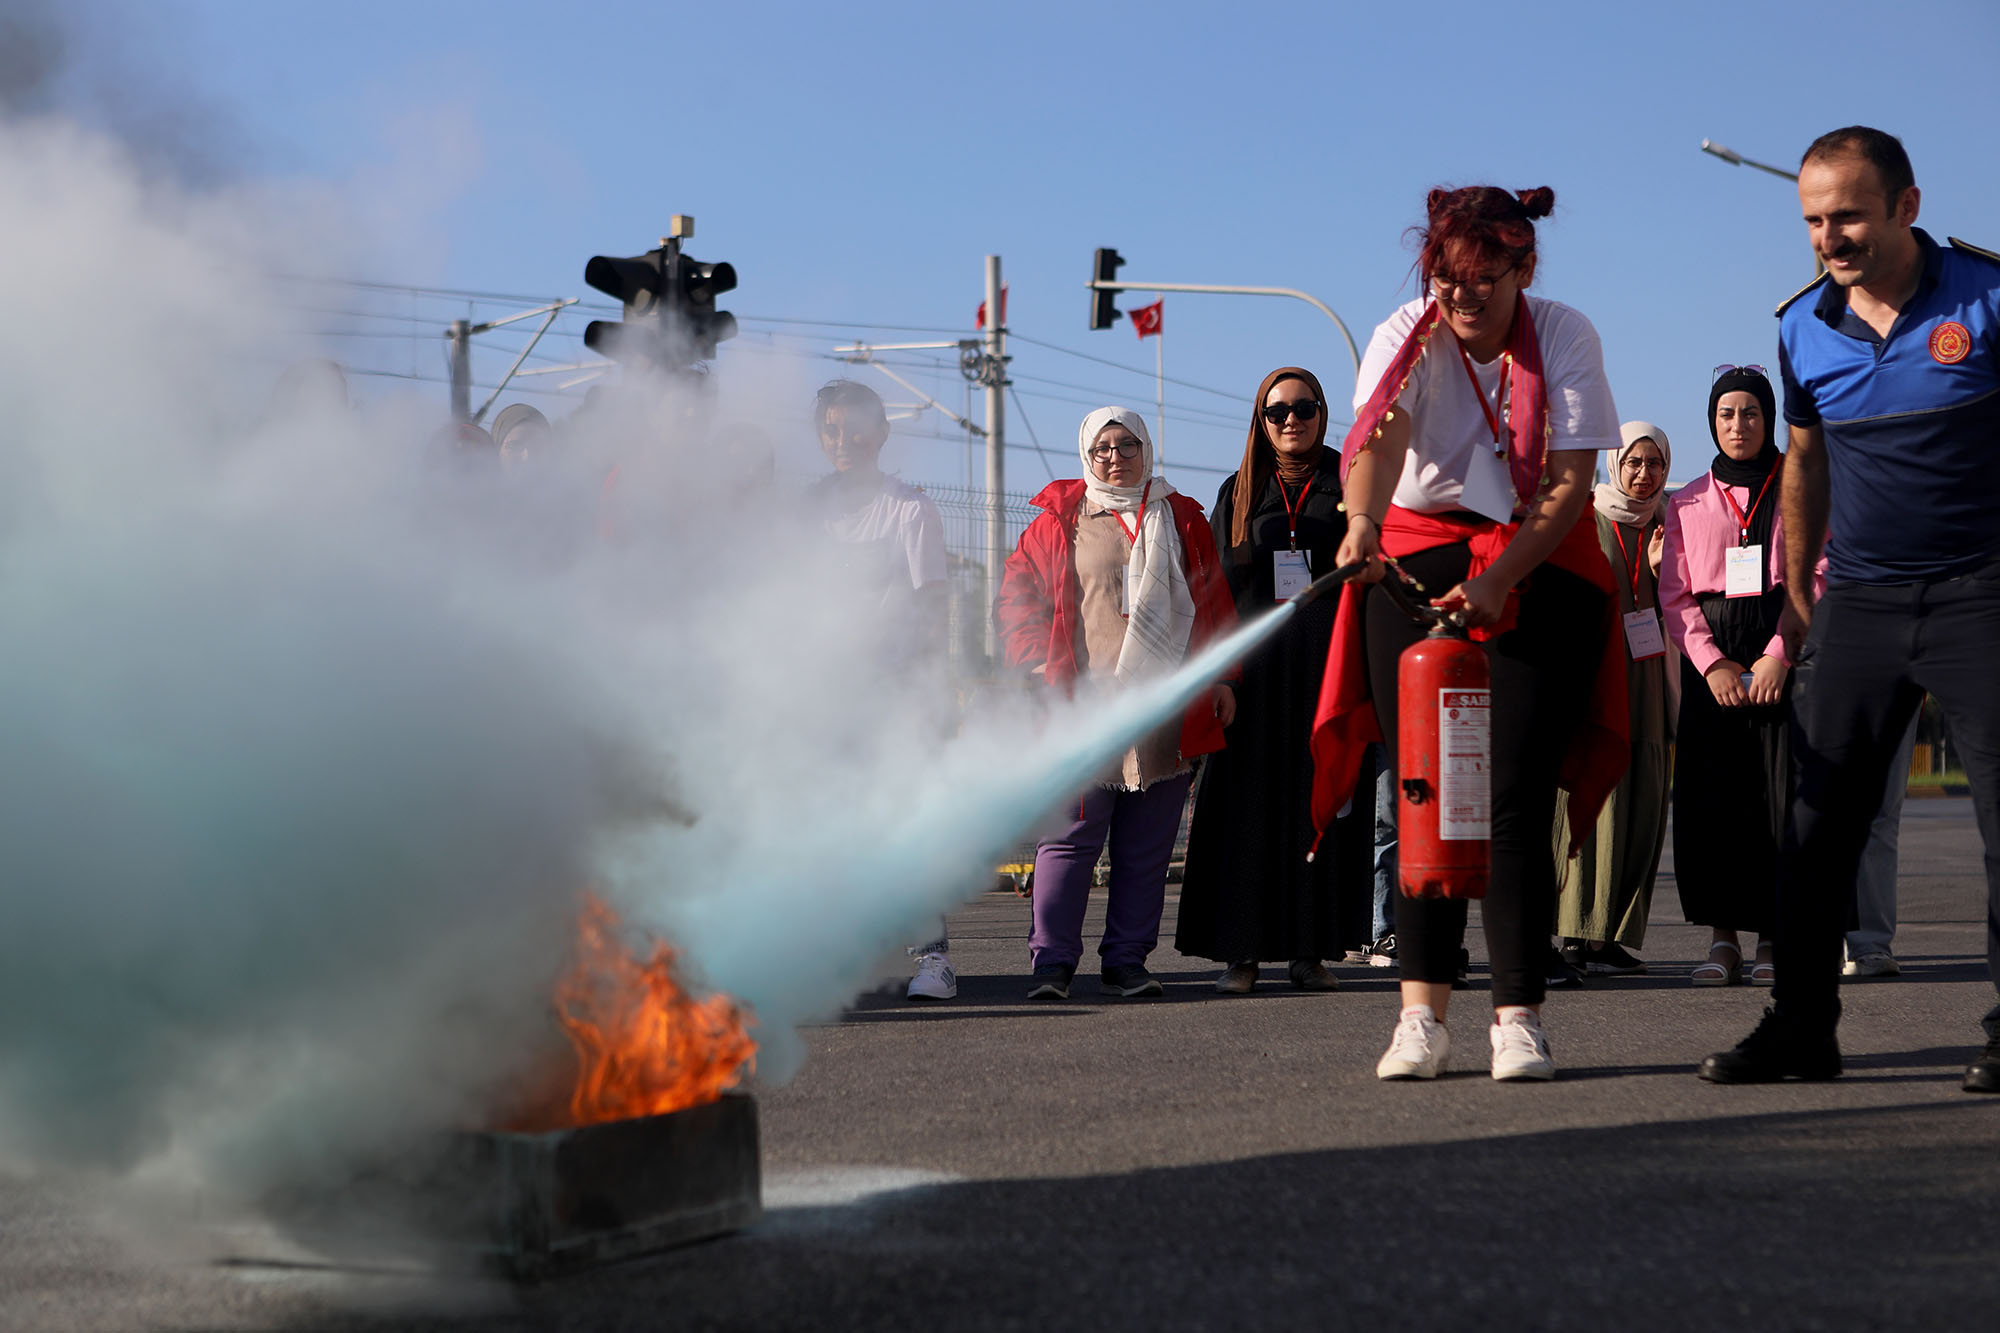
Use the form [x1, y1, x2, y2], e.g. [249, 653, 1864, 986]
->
[1698, 1007, 1841, 1083]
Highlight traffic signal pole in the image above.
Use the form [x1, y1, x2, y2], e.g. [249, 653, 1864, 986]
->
[1086, 277, 1363, 383]
[983, 254, 1006, 662]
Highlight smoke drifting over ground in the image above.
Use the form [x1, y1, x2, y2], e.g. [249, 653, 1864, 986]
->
[0, 99, 1252, 1207]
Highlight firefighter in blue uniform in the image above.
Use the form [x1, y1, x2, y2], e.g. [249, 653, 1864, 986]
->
[1700, 126, 2000, 1093]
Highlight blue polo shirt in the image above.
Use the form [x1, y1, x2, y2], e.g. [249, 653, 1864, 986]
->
[1778, 228, 2000, 583]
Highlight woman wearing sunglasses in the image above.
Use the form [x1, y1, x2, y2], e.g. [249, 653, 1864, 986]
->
[1177, 367, 1373, 993]
[1658, 366, 1800, 987]
[1313, 185, 1628, 1081]
[1554, 421, 1676, 976]
[996, 407, 1238, 999]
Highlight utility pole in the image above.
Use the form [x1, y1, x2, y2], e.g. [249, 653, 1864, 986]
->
[982, 254, 1007, 663]
[447, 318, 472, 422]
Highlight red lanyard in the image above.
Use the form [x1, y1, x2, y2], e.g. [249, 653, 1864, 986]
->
[1456, 341, 1511, 453]
[1111, 480, 1151, 545]
[1716, 471, 1777, 546]
[1274, 474, 1314, 549]
[1611, 521, 1649, 601]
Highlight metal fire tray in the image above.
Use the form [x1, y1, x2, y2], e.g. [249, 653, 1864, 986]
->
[455, 1092, 761, 1280]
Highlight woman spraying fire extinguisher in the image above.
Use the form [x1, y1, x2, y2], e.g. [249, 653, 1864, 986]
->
[1311, 185, 1629, 1082]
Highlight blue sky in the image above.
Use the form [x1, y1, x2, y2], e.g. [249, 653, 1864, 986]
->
[102, 0, 2000, 494]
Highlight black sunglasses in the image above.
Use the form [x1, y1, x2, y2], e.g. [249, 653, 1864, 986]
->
[1261, 400, 1322, 425]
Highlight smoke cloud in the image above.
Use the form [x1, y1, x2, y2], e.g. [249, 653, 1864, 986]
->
[0, 91, 1261, 1212]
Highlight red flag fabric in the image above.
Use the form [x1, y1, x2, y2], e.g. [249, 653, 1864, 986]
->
[975, 285, 1009, 331]
[1130, 298, 1164, 338]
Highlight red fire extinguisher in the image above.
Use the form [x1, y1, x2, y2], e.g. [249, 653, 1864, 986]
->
[1396, 618, 1491, 899]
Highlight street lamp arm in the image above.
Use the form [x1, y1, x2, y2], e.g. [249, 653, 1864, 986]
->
[1701, 137, 1800, 182]
[1088, 279, 1363, 380]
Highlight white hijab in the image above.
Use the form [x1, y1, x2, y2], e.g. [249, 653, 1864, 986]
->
[1595, 420, 1673, 527]
[1077, 407, 1195, 682]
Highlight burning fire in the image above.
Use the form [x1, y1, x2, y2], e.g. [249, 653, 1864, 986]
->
[523, 892, 756, 1129]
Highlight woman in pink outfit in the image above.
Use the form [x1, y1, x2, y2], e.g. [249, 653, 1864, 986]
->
[1658, 366, 1795, 987]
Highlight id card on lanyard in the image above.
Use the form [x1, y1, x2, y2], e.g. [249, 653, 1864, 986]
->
[1272, 473, 1314, 601]
[1611, 522, 1665, 659]
[1456, 342, 1519, 524]
[1719, 471, 1776, 599]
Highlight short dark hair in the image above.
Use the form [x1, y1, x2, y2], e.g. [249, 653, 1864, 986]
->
[1801, 126, 1915, 204]
[813, 379, 887, 430]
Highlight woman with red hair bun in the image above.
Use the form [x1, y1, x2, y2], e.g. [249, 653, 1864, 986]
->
[1311, 185, 1629, 1081]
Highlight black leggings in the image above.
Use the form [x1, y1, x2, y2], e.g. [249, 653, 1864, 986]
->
[1365, 544, 1607, 1006]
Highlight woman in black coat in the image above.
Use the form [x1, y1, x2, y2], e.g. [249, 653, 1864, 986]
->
[1176, 366, 1373, 992]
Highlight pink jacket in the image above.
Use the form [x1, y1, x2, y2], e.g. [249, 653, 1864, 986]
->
[1658, 471, 1816, 674]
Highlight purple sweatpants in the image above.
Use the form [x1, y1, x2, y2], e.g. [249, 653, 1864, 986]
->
[1029, 773, 1193, 972]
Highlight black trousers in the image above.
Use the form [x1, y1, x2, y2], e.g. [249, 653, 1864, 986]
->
[1778, 558, 2000, 1040]
[1364, 545, 1607, 1007]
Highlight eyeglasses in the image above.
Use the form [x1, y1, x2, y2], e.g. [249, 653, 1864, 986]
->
[1087, 440, 1144, 460]
[1712, 363, 1769, 381]
[1430, 265, 1515, 301]
[1621, 457, 1666, 471]
[1260, 400, 1322, 425]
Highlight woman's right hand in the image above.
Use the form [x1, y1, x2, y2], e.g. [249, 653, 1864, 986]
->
[1336, 514, 1385, 584]
[1704, 660, 1749, 707]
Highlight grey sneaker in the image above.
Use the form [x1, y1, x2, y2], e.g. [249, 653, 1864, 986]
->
[1842, 952, 1900, 979]
[1101, 964, 1164, 998]
[1026, 964, 1075, 1001]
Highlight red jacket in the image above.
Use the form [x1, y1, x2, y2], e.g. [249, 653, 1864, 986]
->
[995, 479, 1239, 760]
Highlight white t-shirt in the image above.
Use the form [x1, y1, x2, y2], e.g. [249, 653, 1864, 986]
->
[1353, 295, 1620, 515]
[821, 474, 949, 599]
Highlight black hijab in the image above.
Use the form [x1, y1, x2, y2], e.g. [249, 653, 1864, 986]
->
[1707, 367, 1782, 547]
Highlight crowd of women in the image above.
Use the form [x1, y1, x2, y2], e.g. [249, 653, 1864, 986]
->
[931, 181, 1877, 1083]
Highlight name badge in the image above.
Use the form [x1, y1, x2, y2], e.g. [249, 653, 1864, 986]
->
[1725, 545, 1764, 598]
[1459, 444, 1518, 525]
[1622, 609, 1666, 660]
[1273, 549, 1311, 601]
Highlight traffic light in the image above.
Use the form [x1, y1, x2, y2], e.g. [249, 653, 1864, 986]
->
[1089, 247, 1125, 331]
[679, 257, 738, 364]
[583, 247, 668, 366]
[582, 230, 739, 372]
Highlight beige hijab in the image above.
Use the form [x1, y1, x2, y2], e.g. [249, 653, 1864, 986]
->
[1596, 420, 1672, 527]
[1077, 407, 1193, 683]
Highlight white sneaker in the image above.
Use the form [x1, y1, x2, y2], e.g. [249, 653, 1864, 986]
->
[907, 952, 957, 1000]
[1490, 1009, 1556, 1081]
[1376, 1005, 1450, 1080]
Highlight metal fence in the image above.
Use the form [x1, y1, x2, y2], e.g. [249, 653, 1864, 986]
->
[914, 481, 1041, 679]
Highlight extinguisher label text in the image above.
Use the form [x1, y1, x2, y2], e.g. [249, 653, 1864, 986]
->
[1438, 689, 1491, 841]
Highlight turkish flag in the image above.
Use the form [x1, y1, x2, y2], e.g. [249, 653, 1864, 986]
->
[1130, 299, 1163, 338]
[975, 285, 1009, 331]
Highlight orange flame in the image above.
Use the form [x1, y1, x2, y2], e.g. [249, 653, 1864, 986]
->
[532, 891, 756, 1129]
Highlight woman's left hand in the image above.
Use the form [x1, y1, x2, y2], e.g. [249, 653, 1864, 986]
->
[1211, 683, 1237, 727]
[1747, 654, 1789, 706]
[1647, 525, 1665, 577]
[1432, 571, 1508, 628]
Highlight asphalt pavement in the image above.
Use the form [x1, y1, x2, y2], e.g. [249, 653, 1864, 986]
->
[6, 799, 1999, 1331]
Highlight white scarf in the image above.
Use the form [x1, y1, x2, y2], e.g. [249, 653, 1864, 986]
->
[1077, 407, 1196, 683]
[1594, 420, 1674, 528]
